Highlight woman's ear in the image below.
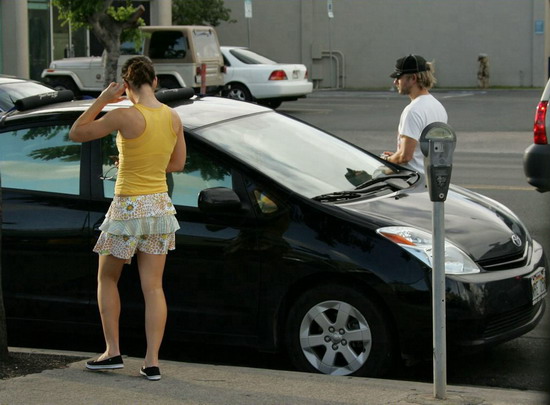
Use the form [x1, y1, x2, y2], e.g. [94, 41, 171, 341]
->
[153, 76, 158, 90]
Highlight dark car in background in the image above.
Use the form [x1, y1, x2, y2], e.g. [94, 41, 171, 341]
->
[0, 75, 55, 112]
[0, 90, 547, 377]
[524, 78, 550, 192]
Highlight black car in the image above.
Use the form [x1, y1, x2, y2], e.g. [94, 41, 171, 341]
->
[0, 90, 547, 377]
[524, 78, 550, 192]
[0, 75, 56, 112]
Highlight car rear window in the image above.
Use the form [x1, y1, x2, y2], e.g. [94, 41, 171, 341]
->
[229, 49, 276, 65]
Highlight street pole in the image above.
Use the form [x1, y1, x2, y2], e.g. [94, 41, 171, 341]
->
[327, 0, 334, 88]
[419, 122, 456, 401]
[432, 201, 447, 399]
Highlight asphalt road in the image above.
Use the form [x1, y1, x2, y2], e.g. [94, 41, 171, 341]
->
[279, 88, 550, 391]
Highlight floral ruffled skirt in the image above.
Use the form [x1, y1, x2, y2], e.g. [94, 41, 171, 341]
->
[93, 192, 180, 262]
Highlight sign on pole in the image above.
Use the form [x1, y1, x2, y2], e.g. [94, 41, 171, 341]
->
[327, 0, 334, 18]
[245, 0, 252, 18]
[244, 0, 252, 48]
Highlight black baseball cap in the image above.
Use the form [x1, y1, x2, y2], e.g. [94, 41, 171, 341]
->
[390, 54, 428, 78]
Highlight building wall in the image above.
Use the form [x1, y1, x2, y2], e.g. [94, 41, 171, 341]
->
[1, 0, 30, 78]
[216, 0, 549, 88]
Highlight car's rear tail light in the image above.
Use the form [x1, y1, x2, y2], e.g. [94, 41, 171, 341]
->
[269, 70, 287, 81]
[305, 70, 309, 80]
[534, 100, 548, 145]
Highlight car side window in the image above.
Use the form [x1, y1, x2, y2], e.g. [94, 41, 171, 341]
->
[170, 147, 233, 207]
[101, 139, 232, 207]
[0, 125, 80, 195]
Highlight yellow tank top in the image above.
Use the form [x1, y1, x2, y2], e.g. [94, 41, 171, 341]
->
[115, 103, 177, 196]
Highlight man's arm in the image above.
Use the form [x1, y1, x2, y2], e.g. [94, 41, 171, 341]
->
[384, 134, 417, 164]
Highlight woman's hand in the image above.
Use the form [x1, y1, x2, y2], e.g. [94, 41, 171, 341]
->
[98, 82, 127, 104]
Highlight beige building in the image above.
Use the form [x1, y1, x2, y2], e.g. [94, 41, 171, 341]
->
[1, 0, 549, 88]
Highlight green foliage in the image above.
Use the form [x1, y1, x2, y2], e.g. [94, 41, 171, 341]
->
[52, 0, 103, 29]
[52, 0, 144, 37]
[173, 0, 235, 26]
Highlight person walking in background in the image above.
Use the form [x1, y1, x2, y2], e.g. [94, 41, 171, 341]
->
[381, 54, 448, 174]
[477, 53, 490, 89]
[69, 56, 186, 381]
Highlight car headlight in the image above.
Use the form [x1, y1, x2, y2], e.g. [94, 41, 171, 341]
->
[377, 226, 480, 275]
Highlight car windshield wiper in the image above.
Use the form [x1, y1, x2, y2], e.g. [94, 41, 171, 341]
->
[353, 172, 419, 190]
[312, 191, 364, 202]
[313, 172, 420, 202]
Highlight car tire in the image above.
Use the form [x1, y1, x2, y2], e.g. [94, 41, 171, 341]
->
[225, 83, 253, 102]
[259, 100, 282, 109]
[49, 77, 80, 97]
[285, 284, 395, 377]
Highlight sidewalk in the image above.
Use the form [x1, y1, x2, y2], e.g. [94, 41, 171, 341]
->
[0, 349, 548, 405]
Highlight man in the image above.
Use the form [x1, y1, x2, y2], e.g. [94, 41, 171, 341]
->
[381, 54, 448, 173]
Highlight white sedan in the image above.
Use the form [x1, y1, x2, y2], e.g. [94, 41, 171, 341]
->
[221, 46, 313, 109]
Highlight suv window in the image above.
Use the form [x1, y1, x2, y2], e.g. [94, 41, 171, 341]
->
[193, 29, 221, 59]
[101, 139, 232, 207]
[0, 125, 81, 195]
[149, 31, 188, 60]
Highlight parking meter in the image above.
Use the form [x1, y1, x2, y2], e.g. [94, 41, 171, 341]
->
[419, 122, 457, 202]
[419, 122, 456, 399]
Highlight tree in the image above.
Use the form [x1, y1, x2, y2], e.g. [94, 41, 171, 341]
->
[172, 0, 235, 26]
[53, 0, 145, 89]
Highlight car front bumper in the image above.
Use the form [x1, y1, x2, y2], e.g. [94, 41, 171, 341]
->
[524, 143, 550, 192]
[397, 239, 548, 356]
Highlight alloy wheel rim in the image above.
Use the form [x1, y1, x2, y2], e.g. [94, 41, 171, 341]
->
[299, 300, 372, 375]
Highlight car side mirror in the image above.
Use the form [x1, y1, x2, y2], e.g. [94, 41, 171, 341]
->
[198, 187, 242, 213]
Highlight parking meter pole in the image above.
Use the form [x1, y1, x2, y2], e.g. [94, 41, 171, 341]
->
[419, 122, 456, 401]
[200, 64, 207, 95]
[433, 201, 447, 399]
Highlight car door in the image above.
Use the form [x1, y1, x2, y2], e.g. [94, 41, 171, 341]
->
[92, 137, 262, 343]
[0, 123, 94, 325]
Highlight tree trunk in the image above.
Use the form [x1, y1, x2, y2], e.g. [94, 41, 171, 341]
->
[0, 174, 9, 362]
[89, 5, 145, 89]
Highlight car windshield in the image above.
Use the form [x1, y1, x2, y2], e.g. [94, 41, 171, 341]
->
[229, 48, 276, 65]
[195, 112, 398, 198]
[0, 81, 54, 111]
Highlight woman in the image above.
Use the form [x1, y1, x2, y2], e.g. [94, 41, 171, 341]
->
[69, 56, 186, 381]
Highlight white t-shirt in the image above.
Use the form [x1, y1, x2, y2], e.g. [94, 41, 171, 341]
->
[397, 94, 448, 173]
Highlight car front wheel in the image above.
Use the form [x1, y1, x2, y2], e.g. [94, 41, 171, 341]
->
[49, 77, 80, 97]
[285, 284, 394, 377]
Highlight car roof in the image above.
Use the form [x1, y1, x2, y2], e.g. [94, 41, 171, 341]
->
[0, 75, 44, 86]
[0, 94, 270, 130]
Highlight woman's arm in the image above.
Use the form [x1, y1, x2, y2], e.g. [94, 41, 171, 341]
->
[69, 82, 127, 143]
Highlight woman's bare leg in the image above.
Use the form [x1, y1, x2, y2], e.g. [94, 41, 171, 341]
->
[96, 254, 125, 360]
[137, 251, 167, 367]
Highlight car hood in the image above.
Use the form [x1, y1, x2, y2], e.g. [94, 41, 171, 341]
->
[338, 185, 528, 263]
[48, 56, 101, 68]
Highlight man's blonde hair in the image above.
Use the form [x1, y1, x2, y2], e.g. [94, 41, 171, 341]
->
[413, 61, 437, 90]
